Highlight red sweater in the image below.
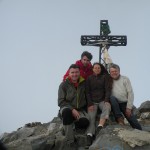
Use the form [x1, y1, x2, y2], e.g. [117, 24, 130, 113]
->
[63, 60, 93, 81]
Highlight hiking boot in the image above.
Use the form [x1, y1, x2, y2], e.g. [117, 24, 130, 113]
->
[97, 126, 103, 134]
[85, 135, 93, 149]
[117, 117, 125, 125]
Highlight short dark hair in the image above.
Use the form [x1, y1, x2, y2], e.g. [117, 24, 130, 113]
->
[109, 63, 120, 71]
[81, 51, 93, 61]
[69, 64, 80, 70]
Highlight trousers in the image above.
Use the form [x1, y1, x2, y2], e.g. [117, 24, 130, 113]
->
[110, 96, 142, 130]
[86, 101, 111, 135]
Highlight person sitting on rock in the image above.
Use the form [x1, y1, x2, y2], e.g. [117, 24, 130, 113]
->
[58, 64, 89, 150]
[109, 63, 142, 130]
[63, 51, 93, 81]
[85, 62, 112, 148]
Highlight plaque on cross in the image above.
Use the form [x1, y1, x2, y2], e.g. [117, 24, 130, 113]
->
[80, 20, 127, 65]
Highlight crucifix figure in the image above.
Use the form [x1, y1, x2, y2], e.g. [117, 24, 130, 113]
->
[81, 20, 127, 68]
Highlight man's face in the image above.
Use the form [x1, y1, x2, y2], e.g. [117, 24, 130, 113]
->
[69, 68, 80, 82]
[110, 68, 120, 80]
[81, 56, 90, 67]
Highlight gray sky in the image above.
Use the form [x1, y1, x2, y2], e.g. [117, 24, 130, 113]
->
[0, 0, 150, 133]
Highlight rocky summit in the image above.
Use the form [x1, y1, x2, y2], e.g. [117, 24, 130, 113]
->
[1, 100, 150, 150]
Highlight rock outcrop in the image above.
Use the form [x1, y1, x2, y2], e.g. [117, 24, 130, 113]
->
[1, 101, 150, 150]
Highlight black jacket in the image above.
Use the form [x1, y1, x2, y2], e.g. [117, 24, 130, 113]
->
[86, 74, 111, 106]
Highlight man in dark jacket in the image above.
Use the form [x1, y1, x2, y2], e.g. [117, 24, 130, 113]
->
[58, 64, 89, 150]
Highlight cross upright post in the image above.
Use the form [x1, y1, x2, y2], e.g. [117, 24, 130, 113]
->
[99, 20, 111, 63]
[81, 20, 127, 65]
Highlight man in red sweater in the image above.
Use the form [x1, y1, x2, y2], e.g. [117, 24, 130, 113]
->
[63, 51, 93, 81]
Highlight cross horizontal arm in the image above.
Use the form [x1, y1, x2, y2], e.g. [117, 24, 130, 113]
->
[81, 35, 127, 46]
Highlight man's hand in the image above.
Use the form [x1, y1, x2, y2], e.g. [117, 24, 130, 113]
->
[88, 105, 95, 112]
[125, 108, 132, 118]
[72, 109, 80, 120]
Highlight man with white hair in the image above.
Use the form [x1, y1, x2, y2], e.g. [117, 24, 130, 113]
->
[109, 63, 142, 130]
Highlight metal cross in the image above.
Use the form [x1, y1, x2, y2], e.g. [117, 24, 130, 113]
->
[81, 20, 127, 65]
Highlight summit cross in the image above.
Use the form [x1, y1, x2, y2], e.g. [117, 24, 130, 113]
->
[81, 20, 127, 64]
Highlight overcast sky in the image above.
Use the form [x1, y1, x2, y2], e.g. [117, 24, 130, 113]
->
[0, 0, 150, 134]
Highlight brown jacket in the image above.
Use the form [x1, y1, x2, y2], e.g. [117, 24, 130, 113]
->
[86, 74, 112, 106]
